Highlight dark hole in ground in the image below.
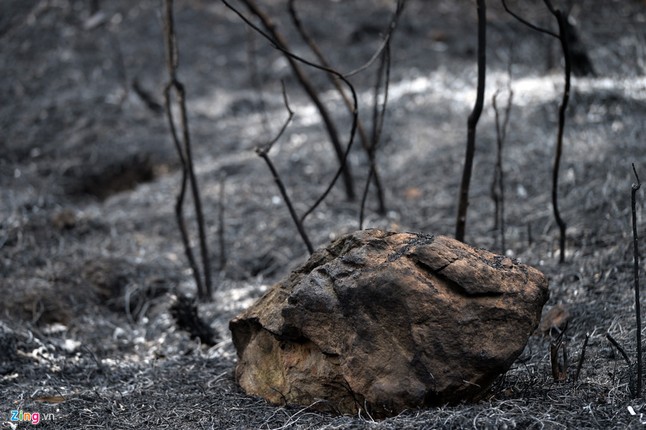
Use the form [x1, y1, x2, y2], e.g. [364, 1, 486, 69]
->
[64, 154, 162, 200]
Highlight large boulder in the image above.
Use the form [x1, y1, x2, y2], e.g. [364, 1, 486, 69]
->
[230, 229, 549, 417]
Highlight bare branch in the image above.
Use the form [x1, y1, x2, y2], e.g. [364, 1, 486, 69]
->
[257, 81, 294, 155]
[573, 332, 590, 383]
[504, 0, 570, 262]
[163, 0, 213, 299]
[163, 84, 204, 297]
[344, 0, 406, 78]
[491, 60, 514, 253]
[361, 44, 392, 229]
[501, 0, 558, 38]
[218, 175, 227, 270]
[543, 0, 570, 264]
[606, 333, 632, 366]
[288, 0, 398, 215]
[223, 0, 357, 202]
[256, 83, 313, 255]
[455, 0, 487, 242]
[631, 162, 642, 397]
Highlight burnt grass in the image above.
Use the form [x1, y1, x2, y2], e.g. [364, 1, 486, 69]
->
[1, 0, 646, 428]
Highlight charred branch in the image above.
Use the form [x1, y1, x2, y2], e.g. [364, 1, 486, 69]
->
[490, 73, 513, 254]
[163, 0, 213, 300]
[221, 0, 360, 225]
[455, 0, 487, 242]
[632, 163, 642, 397]
[231, 0, 356, 201]
[256, 83, 314, 255]
[502, 0, 570, 263]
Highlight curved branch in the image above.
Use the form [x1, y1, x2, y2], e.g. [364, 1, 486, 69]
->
[544, 0, 570, 263]
[501, 0, 558, 38]
[288, 0, 391, 215]
[344, 0, 406, 77]
[224, 0, 356, 201]
[163, 0, 212, 299]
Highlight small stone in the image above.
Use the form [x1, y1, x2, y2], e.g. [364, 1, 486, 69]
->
[230, 229, 549, 417]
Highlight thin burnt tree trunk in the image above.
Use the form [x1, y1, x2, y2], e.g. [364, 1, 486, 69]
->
[455, 0, 486, 242]
[545, 0, 570, 263]
[162, 0, 213, 300]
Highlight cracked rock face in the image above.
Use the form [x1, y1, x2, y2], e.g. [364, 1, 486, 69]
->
[230, 229, 549, 417]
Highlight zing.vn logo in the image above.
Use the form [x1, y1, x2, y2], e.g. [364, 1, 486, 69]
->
[4, 410, 55, 425]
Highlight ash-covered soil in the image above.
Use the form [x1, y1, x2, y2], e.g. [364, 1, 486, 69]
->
[1, 0, 646, 428]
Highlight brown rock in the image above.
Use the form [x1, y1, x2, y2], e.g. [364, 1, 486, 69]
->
[230, 229, 549, 417]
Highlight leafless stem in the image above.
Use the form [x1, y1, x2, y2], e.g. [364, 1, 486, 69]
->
[632, 162, 642, 397]
[455, 0, 486, 242]
[229, 0, 355, 201]
[245, 27, 270, 136]
[163, 0, 212, 300]
[361, 44, 392, 229]
[550, 322, 568, 382]
[256, 83, 313, 255]
[502, 0, 569, 262]
[163, 86, 203, 297]
[218, 175, 227, 270]
[606, 333, 632, 366]
[221, 0, 360, 223]
[573, 332, 590, 383]
[501, 0, 558, 38]
[287, 0, 402, 216]
[491, 68, 513, 253]
[491, 92, 504, 249]
[344, 0, 406, 78]
[544, 0, 570, 264]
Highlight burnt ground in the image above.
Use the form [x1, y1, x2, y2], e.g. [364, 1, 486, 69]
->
[1, 0, 646, 428]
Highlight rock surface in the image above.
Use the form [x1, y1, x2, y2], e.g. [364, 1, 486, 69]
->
[230, 229, 549, 417]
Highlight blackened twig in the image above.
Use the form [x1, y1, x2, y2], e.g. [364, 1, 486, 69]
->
[258, 153, 314, 255]
[544, 0, 570, 264]
[133, 78, 164, 115]
[632, 163, 642, 397]
[344, 0, 406, 78]
[218, 175, 227, 270]
[550, 321, 568, 382]
[163, 0, 213, 300]
[287, 0, 376, 202]
[491, 91, 503, 248]
[501, 0, 559, 38]
[258, 82, 295, 154]
[370, 41, 392, 202]
[606, 333, 632, 366]
[574, 332, 590, 383]
[245, 27, 270, 136]
[491, 76, 514, 253]
[221, 0, 360, 222]
[361, 44, 392, 229]
[231, 0, 355, 201]
[502, 0, 569, 262]
[455, 0, 486, 242]
[287, 0, 402, 216]
[257, 84, 313, 255]
[163, 86, 204, 296]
